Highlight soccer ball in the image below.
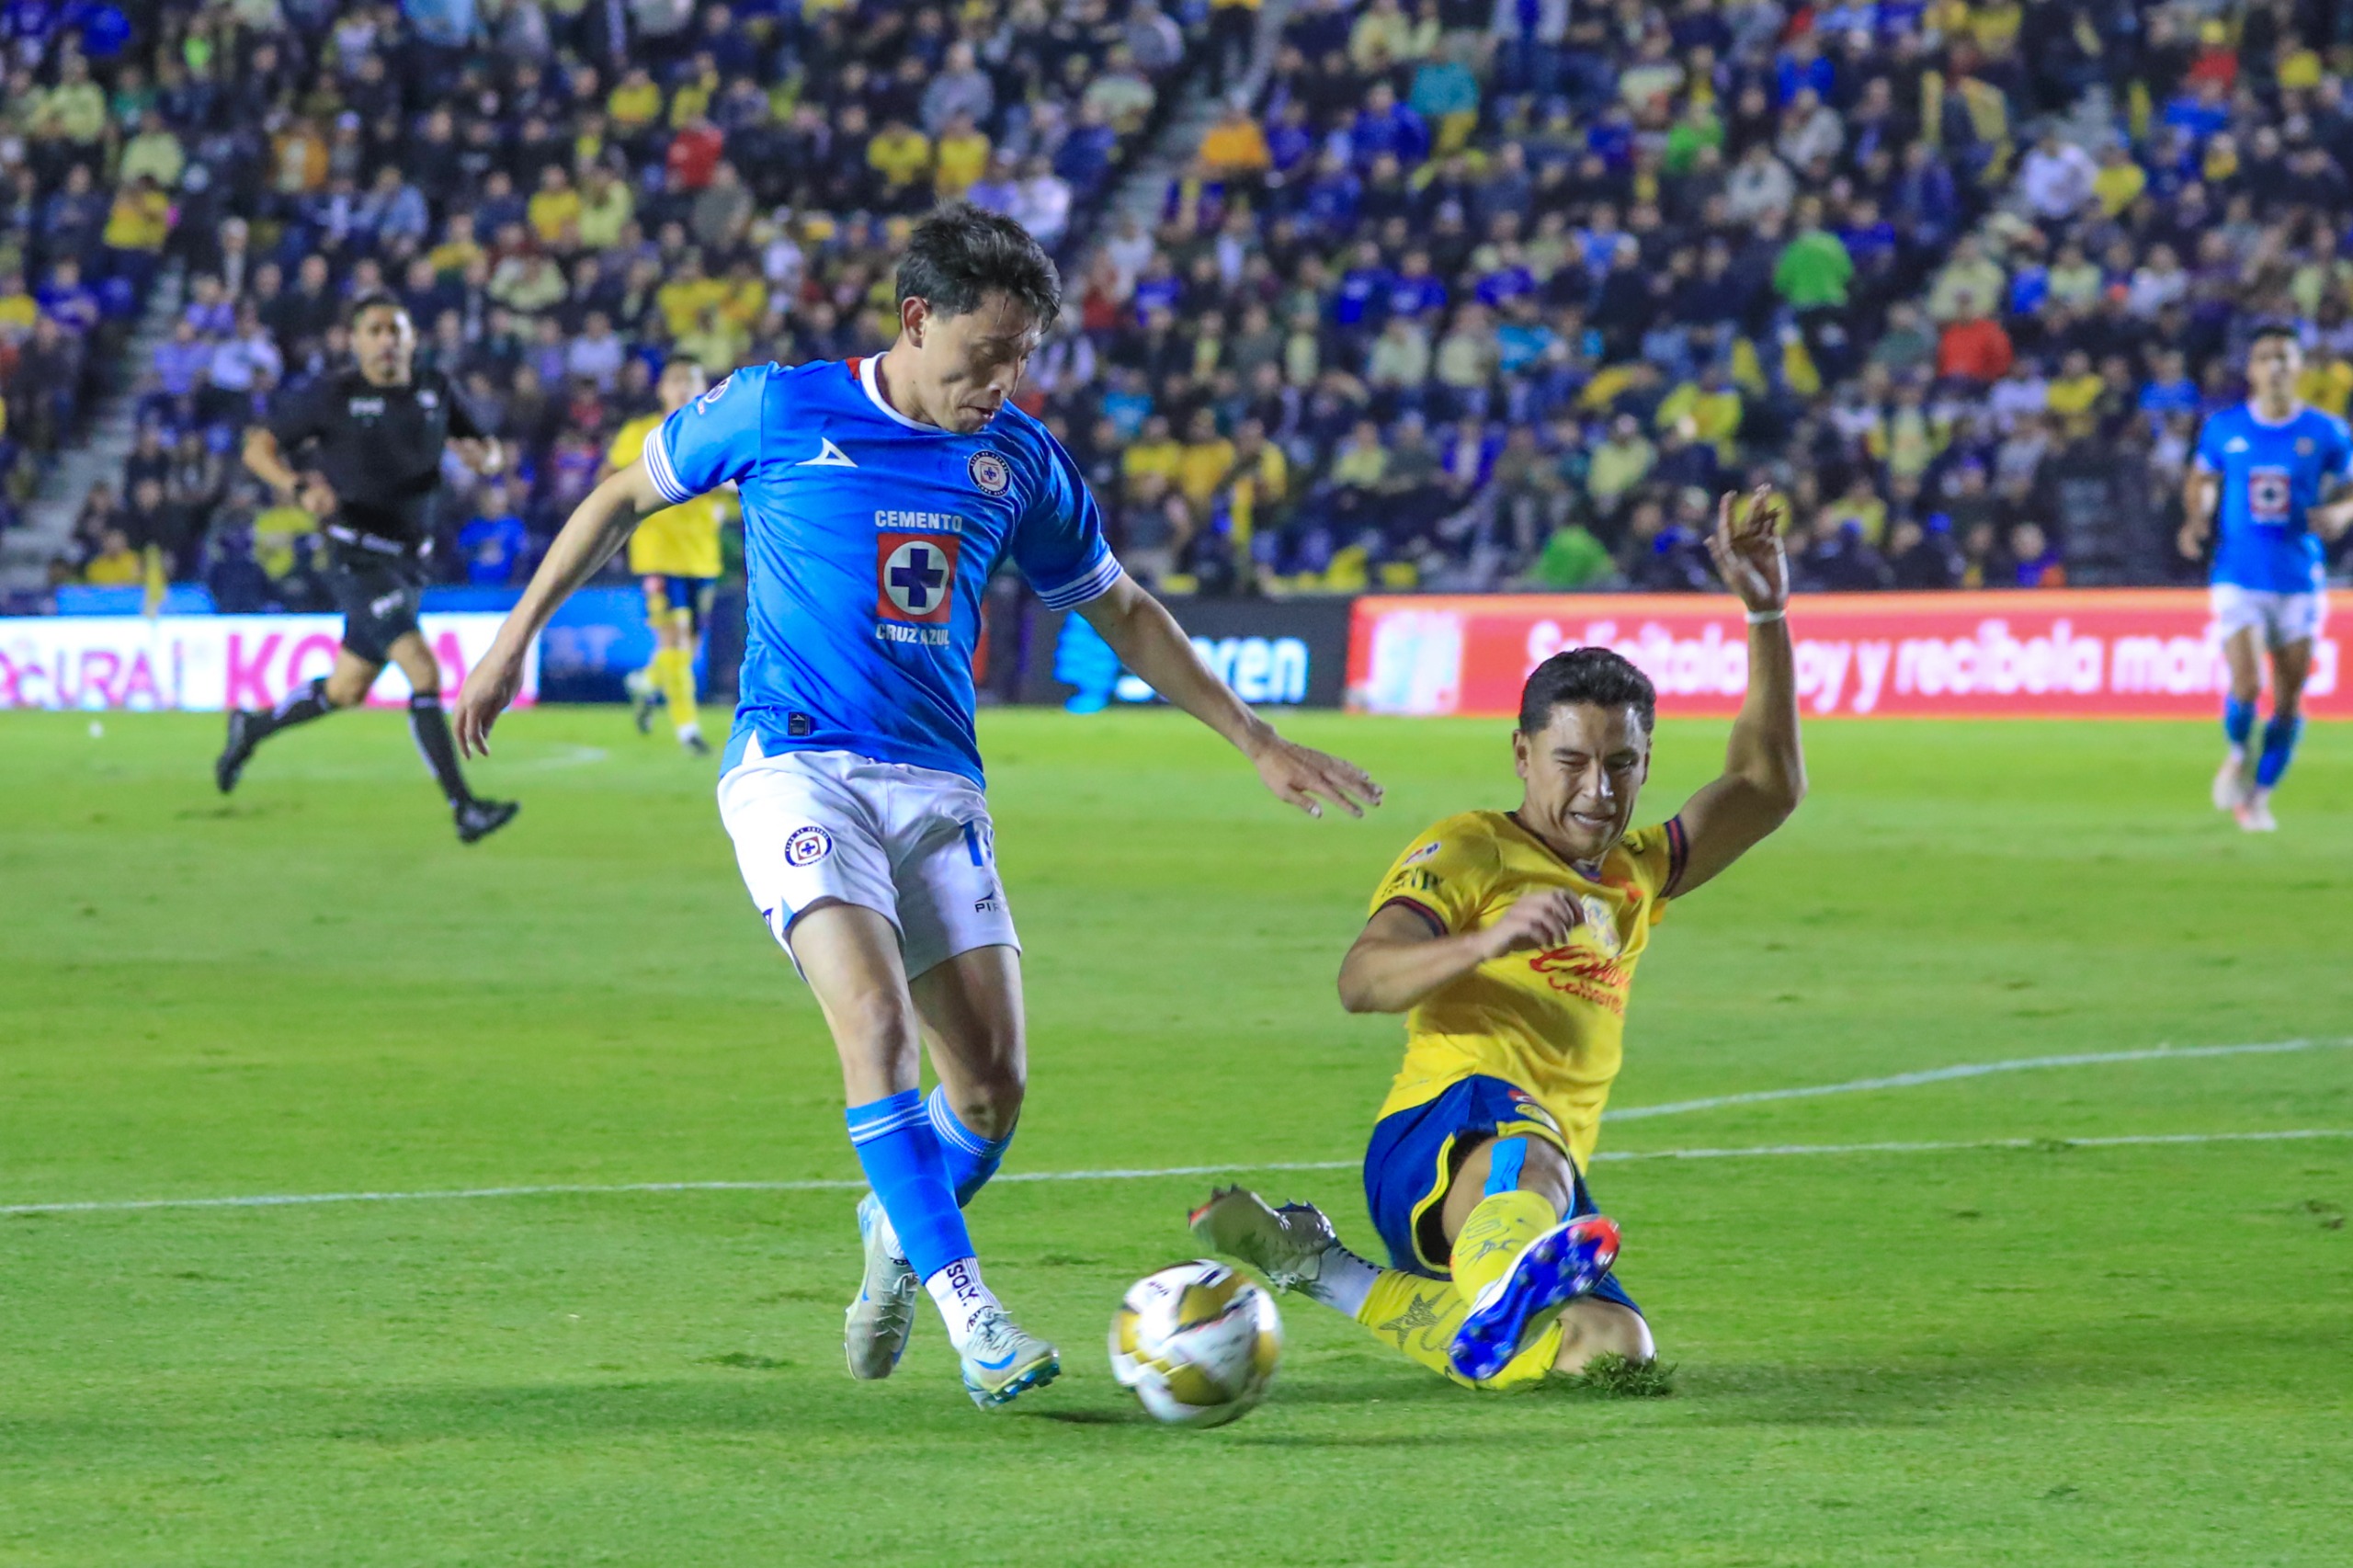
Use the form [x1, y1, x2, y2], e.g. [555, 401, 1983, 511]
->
[1108, 1260, 1282, 1427]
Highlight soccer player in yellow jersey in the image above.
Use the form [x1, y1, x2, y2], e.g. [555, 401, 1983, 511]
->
[1195, 486, 1805, 1389]
[605, 360, 733, 754]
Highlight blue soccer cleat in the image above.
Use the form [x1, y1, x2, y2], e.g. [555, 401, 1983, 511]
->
[1447, 1214, 1621, 1384]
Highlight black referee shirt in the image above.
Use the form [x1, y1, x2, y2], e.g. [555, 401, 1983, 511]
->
[268, 367, 488, 552]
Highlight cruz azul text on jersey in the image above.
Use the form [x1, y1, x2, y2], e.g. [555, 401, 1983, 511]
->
[642, 357, 1120, 785]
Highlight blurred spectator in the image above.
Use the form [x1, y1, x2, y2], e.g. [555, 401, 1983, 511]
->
[2009, 521, 2067, 588]
[1889, 516, 1967, 590]
[83, 528, 142, 585]
[1938, 298, 2016, 384]
[459, 483, 530, 585]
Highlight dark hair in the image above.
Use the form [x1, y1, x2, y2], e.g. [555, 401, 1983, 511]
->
[896, 202, 1062, 326]
[2248, 323, 2300, 350]
[346, 290, 407, 327]
[1518, 648, 1657, 734]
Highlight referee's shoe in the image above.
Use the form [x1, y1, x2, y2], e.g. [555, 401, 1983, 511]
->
[455, 798, 520, 844]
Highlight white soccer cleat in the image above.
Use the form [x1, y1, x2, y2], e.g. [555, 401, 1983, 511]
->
[2234, 791, 2279, 833]
[1188, 1186, 1339, 1293]
[958, 1306, 1060, 1408]
[2211, 755, 2251, 812]
[844, 1192, 919, 1381]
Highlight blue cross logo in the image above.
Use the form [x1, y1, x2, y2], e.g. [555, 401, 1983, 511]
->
[891, 545, 945, 611]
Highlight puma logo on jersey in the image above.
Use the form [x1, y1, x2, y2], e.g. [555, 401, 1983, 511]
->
[799, 437, 858, 468]
[2224, 437, 2250, 452]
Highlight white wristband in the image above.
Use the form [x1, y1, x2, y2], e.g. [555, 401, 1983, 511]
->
[1745, 608, 1786, 625]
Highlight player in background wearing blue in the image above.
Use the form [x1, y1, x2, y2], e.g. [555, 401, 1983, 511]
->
[450, 207, 1381, 1409]
[2180, 325, 2353, 832]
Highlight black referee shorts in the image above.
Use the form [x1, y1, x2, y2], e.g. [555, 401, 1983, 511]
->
[326, 557, 426, 665]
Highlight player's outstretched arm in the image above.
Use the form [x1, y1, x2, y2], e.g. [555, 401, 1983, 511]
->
[455, 460, 667, 756]
[1075, 572, 1382, 818]
[1666, 486, 1807, 898]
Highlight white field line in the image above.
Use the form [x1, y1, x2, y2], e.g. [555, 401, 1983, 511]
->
[1607, 1036, 2351, 1121]
[6, 1039, 2347, 1219]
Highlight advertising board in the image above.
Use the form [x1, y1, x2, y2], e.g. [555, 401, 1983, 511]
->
[1347, 591, 2344, 719]
[1017, 595, 1355, 710]
[0, 614, 537, 711]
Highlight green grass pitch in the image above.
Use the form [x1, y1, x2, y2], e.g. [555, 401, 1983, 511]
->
[1, 705, 2348, 1566]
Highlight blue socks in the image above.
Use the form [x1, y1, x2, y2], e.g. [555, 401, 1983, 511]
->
[845, 1090, 972, 1282]
[927, 1085, 1016, 1206]
[2256, 714, 2302, 790]
[2223, 696, 2256, 750]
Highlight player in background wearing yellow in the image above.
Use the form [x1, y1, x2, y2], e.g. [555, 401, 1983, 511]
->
[1195, 487, 1805, 1389]
[605, 359, 733, 755]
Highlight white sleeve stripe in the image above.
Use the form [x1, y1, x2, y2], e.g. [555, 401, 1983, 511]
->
[1033, 551, 1123, 609]
[642, 420, 691, 504]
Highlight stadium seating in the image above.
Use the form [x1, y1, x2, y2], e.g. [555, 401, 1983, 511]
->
[8, 1, 2353, 608]
[4, 0, 1211, 607]
[1119, 0, 2353, 595]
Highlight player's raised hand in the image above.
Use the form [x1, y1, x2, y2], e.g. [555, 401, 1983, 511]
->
[454, 643, 527, 758]
[1480, 889, 1584, 958]
[1707, 483, 1789, 613]
[1250, 733, 1383, 819]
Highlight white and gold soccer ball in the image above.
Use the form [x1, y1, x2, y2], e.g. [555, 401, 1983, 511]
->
[1108, 1260, 1282, 1427]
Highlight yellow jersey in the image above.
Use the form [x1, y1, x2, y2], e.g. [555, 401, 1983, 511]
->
[609, 414, 729, 578]
[1368, 810, 1685, 1167]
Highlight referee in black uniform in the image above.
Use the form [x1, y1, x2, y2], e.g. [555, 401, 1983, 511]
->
[217, 293, 519, 843]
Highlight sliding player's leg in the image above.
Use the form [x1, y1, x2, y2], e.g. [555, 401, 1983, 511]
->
[2242, 631, 2313, 832]
[1190, 1181, 1624, 1392]
[1438, 1131, 1628, 1381]
[1196, 1077, 1648, 1391]
[791, 903, 1057, 1406]
[2214, 619, 2262, 812]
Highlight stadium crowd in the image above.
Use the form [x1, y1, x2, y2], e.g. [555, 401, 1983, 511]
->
[6, 0, 2353, 608]
[6, 0, 1211, 608]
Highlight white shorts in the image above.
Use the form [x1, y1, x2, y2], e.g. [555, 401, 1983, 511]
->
[716, 741, 1017, 981]
[2212, 583, 2327, 649]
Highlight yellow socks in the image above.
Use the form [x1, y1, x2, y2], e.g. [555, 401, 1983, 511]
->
[1354, 1269, 1560, 1390]
[1358, 1269, 1472, 1385]
[652, 648, 699, 739]
[1450, 1189, 1557, 1305]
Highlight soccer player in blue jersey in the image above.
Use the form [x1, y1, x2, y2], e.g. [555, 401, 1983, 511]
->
[451, 206, 1381, 1409]
[2180, 325, 2353, 832]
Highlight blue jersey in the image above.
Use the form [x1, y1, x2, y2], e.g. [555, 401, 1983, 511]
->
[644, 357, 1120, 784]
[2192, 403, 2352, 594]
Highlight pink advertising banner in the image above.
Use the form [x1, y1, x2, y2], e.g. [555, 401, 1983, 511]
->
[0, 614, 537, 712]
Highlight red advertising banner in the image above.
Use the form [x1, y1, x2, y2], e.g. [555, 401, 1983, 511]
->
[1346, 590, 2345, 720]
